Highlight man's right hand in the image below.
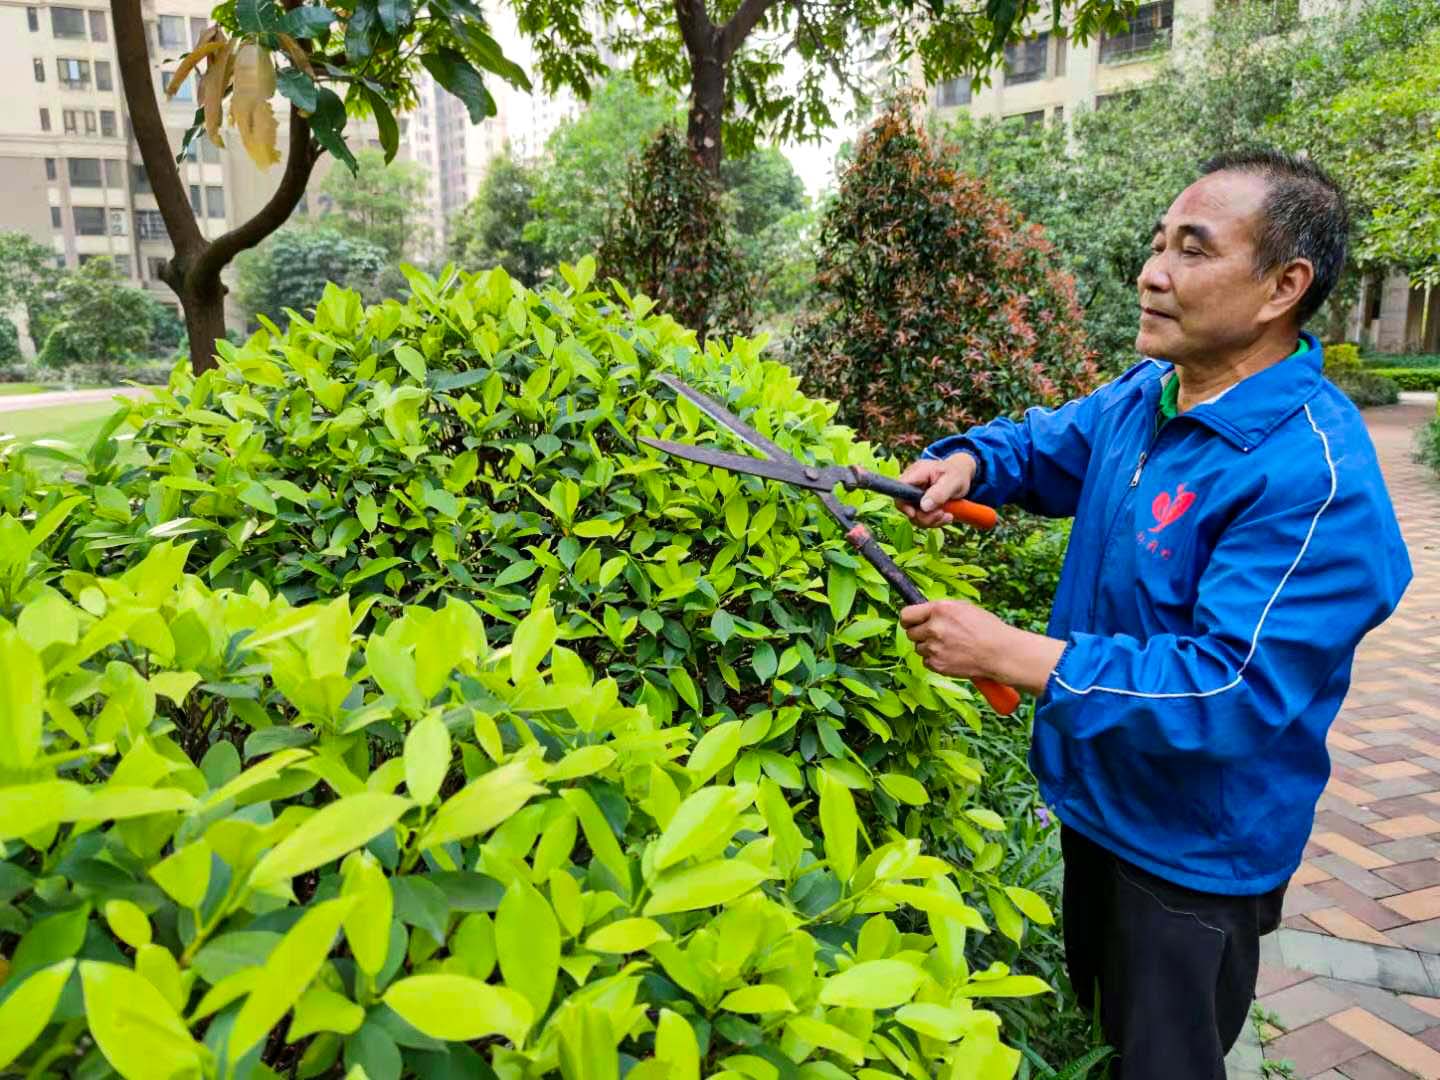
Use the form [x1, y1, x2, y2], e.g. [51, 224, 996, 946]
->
[896, 454, 979, 528]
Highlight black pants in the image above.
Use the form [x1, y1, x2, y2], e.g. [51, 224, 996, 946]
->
[1061, 827, 1287, 1080]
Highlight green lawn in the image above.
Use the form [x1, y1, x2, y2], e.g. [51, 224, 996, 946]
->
[1, 402, 123, 445]
[0, 383, 64, 397]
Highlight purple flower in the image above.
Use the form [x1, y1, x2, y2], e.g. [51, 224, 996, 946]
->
[1034, 807, 1052, 828]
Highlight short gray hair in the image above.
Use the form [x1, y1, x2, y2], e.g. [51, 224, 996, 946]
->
[1200, 148, 1349, 326]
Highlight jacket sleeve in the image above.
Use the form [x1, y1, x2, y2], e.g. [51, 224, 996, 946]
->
[922, 393, 1103, 519]
[1035, 462, 1413, 761]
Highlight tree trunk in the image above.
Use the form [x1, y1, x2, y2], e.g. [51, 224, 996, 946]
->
[178, 273, 228, 372]
[112, 0, 316, 375]
[687, 47, 727, 173]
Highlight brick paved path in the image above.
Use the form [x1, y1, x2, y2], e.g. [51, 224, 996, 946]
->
[1241, 398, 1440, 1078]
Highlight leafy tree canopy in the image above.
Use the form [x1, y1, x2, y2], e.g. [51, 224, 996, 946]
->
[234, 226, 389, 329]
[450, 151, 548, 283]
[36, 259, 154, 369]
[318, 147, 433, 263]
[526, 75, 679, 267]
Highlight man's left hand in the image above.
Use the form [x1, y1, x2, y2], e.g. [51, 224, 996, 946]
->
[899, 600, 1068, 697]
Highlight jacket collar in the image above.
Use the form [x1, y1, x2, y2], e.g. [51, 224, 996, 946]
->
[1148, 332, 1324, 450]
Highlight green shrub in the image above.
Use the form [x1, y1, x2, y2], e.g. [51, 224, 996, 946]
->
[597, 127, 751, 345]
[789, 101, 1100, 453]
[0, 317, 20, 364]
[1364, 352, 1440, 370]
[1328, 369, 1400, 407]
[1366, 368, 1440, 392]
[1417, 403, 1440, 477]
[1322, 342, 1361, 370]
[0, 259, 1059, 1075]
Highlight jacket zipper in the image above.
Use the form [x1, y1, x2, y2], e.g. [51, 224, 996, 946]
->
[1088, 422, 1169, 622]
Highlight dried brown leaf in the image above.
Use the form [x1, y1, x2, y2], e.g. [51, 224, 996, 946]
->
[165, 40, 226, 98]
[275, 33, 315, 78]
[230, 43, 280, 169]
[200, 38, 236, 148]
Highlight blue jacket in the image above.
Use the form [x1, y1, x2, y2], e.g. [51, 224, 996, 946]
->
[924, 334, 1412, 894]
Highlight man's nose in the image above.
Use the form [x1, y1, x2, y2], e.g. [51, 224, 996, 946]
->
[1137, 255, 1171, 295]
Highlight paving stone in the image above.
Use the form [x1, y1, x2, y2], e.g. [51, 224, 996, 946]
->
[1317, 811, 1396, 847]
[1310, 879, 1414, 931]
[1369, 796, 1440, 819]
[1386, 920, 1440, 956]
[1377, 860, 1440, 891]
[1314, 833, 1396, 870]
[1296, 861, 1337, 886]
[1275, 929, 1439, 995]
[1289, 885, 1344, 919]
[1265, 1020, 1369, 1076]
[1374, 815, 1440, 840]
[1329, 1007, 1440, 1078]
[1258, 962, 1316, 997]
[1339, 1051, 1427, 1079]
[1261, 977, 1356, 1029]
[1314, 978, 1440, 1035]
[1372, 836, 1440, 863]
[1357, 744, 1421, 764]
[1366, 777, 1437, 800]
[1314, 855, 1407, 899]
[1384, 885, 1440, 922]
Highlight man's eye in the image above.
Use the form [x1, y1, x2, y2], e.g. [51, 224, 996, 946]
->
[1182, 248, 1204, 257]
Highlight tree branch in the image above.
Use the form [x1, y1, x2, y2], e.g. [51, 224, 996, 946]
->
[111, 0, 204, 255]
[673, 0, 714, 58]
[195, 106, 317, 281]
[722, 0, 782, 59]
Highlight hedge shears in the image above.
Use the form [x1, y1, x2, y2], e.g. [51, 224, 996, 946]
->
[640, 373, 1021, 716]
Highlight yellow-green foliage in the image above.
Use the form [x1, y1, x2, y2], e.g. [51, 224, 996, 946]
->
[0, 260, 1054, 1078]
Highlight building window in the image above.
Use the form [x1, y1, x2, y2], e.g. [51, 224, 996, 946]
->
[936, 77, 972, 108]
[73, 206, 106, 236]
[200, 139, 220, 164]
[63, 109, 78, 134]
[95, 60, 113, 91]
[136, 210, 167, 241]
[205, 186, 225, 218]
[131, 163, 151, 193]
[157, 15, 186, 49]
[189, 184, 201, 214]
[57, 58, 91, 89]
[162, 70, 194, 102]
[1005, 110, 1045, 128]
[1053, 105, 1065, 126]
[68, 157, 103, 187]
[39, 107, 51, 132]
[109, 209, 128, 236]
[101, 110, 116, 137]
[190, 16, 208, 45]
[45, 158, 57, 181]
[27, 7, 38, 31]
[33, 58, 45, 82]
[50, 6, 87, 38]
[147, 256, 167, 280]
[1054, 33, 1067, 78]
[1095, 90, 1140, 111]
[114, 255, 132, 278]
[89, 9, 107, 40]
[50, 206, 62, 228]
[1100, 0, 1174, 62]
[1004, 33, 1049, 85]
[104, 159, 123, 187]
[83, 110, 97, 135]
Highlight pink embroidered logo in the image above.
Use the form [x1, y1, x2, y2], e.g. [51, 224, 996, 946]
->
[1149, 483, 1197, 533]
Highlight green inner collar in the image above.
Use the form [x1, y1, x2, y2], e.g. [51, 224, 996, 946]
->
[1158, 339, 1306, 421]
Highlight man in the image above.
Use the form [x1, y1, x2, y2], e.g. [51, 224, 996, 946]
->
[895, 149, 1412, 1077]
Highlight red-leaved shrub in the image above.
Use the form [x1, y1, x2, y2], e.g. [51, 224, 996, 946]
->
[789, 100, 1100, 450]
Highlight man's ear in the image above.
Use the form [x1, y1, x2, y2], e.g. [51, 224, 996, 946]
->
[1261, 258, 1315, 326]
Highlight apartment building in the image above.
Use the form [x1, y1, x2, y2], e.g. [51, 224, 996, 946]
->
[921, 0, 1436, 352]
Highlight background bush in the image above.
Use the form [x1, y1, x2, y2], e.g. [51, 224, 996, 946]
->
[597, 127, 751, 344]
[790, 100, 1100, 452]
[1367, 368, 1440, 392]
[0, 260, 1065, 1076]
[1328, 369, 1401, 408]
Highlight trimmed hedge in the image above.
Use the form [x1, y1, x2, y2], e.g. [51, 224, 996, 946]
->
[1367, 368, 1440, 392]
[1328, 370, 1400, 408]
[0, 260, 1057, 1078]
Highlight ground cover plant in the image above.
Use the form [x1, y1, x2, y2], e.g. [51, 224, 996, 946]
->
[0, 260, 1060, 1077]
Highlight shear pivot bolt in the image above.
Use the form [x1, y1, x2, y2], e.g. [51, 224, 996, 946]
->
[804, 468, 820, 481]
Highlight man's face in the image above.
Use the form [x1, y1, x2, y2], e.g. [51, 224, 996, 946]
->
[1135, 171, 1275, 364]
